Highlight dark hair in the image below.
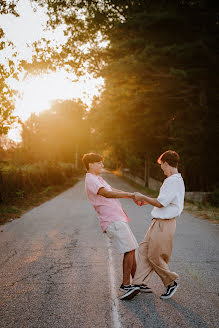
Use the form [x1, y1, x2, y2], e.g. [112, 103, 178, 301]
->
[157, 150, 180, 168]
[82, 153, 103, 170]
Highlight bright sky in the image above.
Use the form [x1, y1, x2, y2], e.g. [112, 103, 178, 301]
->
[1, 0, 104, 142]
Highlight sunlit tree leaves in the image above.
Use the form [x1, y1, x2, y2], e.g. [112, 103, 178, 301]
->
[0, 1, 20, 135]
[21, 99, 90, 162]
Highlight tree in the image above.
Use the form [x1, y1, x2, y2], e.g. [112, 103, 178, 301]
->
[21, 99, 90, 163]
[0, 1, 19, 135]
[88, 1, 219, 190]
[29, 1, 219, 190]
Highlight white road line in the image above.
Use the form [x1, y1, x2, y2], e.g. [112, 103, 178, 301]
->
[107, 240, 121, 328]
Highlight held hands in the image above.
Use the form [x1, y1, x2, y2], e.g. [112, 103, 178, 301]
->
[134, 192, 144, 201]
[127, 192, 147, 206]
[133, 192, 148, 206]
[134, 200, 147, 206]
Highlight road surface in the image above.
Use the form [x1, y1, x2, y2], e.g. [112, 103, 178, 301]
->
[0, 171, 218, 328]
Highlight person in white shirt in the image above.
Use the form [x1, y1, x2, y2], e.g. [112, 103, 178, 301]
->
[122, 150, 185, 300]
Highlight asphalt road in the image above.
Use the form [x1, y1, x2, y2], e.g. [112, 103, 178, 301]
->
[0, 171, 218, 328]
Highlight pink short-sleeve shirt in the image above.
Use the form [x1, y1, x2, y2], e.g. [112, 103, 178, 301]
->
[85, 173, 130, 232]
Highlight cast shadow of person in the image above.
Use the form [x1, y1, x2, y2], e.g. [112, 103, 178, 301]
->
[122, 293, 169, 328]
[166, 299, 209, 328]
[122, 294, 209, 328]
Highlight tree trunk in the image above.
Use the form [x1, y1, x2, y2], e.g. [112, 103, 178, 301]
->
[144, 157, 150, 187]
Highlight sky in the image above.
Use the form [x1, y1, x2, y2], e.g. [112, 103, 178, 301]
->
[1, 0, 104, 142]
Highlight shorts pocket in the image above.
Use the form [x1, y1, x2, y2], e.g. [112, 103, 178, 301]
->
[106, 223, 116, 237]
[114, 222, 120, 231]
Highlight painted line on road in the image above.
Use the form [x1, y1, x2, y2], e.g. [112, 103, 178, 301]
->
[107, 239, 121, 328]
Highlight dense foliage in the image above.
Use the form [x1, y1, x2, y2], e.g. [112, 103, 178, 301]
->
[86, 1, 219, 191]
[1, 1, 219, 192]
[0, 161, 79, 204]
[0, 1, 19, 134]
[20, 99, 90, 162]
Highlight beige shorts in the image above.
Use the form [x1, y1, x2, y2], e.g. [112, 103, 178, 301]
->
[105, 221, 138, 254]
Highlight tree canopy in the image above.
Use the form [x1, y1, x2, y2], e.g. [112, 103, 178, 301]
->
[0, 0, 20, 135]
[1, 0, 219, 191]
[21, 99, 89, 162]
[84, 0, 219, 190]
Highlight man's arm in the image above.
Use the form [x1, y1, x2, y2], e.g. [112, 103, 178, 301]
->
[98, 187, 134, 199]
[134, 192, 163, 208]
[112, 187, 147, 205]
[111, 187, 126, 193]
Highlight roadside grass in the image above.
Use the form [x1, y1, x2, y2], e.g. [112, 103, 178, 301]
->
[113, 169, 159, 196]
[184, 201, 219, 222]
[114, 171, 219, 222]
[117, 174, 159, 198]
[0, 162, 84, 226]
[0, 178, 79, 226]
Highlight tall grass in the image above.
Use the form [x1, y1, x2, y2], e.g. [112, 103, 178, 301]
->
[0, 162, 81, 203]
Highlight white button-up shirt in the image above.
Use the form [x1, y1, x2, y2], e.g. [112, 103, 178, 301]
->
[151, 173, 185, 219]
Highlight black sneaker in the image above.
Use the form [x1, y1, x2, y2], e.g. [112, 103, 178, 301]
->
[134, 284, 152, 293]
[120, 285, 140, 300]
[160, 281, 178, 299]
[120, 284, 131, 293]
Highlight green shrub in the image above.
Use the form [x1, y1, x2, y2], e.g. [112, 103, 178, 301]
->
[16, 190, 24, 198]
[103, 157, 117, 170]
[125, 155, 144, 176]
[209, 189, 219, 207]
[0, 162, 80, 203]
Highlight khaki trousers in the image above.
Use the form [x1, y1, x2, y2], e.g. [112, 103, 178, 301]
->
[132, 218, 178, 287]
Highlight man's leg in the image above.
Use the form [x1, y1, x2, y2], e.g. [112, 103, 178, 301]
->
[120, 223, 155, 300]
[131, 251, 136, 279]
[147, 219, 178, 287]
[132, 221, 155, 286]
[120, 249, 140, 300]
[105, 221, 140, 299]
[123, 249, 135, 285]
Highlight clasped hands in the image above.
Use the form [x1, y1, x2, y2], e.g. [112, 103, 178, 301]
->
[131, 192, 148, 206]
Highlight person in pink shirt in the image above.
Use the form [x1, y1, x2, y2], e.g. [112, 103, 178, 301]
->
[82, 152, 140, 300]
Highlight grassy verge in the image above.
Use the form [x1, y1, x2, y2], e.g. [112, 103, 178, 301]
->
[114, 171, 219, 222]
[117, 174, 159, 197]
[0, 178, 79, 226]
[184, 202, 219, 222]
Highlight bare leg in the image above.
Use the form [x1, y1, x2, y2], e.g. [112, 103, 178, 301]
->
[131, 251, 136, 279]
[123, 250, 135, 285]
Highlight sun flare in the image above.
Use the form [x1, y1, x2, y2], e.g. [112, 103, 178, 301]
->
[2, 0, 105, 143]
[14, 71, 104, 122]
[7, 71, 104, 142]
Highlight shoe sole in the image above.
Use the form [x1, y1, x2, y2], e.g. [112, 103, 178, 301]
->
[160, 285, 179, 300]
[140, 289, 153, 293]
[120, 288, 140, 300]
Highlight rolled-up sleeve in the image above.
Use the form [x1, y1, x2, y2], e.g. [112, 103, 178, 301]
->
[157, 180, 177, 207]
[86, 176, 105, 195]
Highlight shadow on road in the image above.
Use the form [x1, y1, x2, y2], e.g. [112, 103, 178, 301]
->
[123, 294, 169, 328]
[166, 299, 209, 328]
[122, 294, 209, 328]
